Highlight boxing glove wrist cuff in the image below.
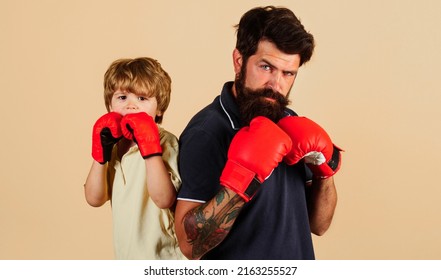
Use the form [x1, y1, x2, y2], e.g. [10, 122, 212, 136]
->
[220, 160, 262, 202]
[309, 145, 343, 179]
[142, 152, 162, 159]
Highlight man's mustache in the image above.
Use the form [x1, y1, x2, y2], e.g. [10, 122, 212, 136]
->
[249, 88, 290, 105]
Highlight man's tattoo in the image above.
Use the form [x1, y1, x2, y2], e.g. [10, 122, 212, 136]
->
[183, 188, 244, 258]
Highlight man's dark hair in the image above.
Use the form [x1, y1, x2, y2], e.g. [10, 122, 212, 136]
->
[235, 6, 315, 66]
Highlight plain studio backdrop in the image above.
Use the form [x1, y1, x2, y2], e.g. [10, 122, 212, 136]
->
[1, 0, 440, 259]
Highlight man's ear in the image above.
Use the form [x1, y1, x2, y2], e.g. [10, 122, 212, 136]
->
[232, 48, 243, 75]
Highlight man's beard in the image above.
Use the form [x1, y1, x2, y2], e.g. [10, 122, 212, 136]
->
[235, 72, 291, 126]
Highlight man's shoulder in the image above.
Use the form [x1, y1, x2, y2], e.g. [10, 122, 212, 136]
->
[181, 96, 232, 137]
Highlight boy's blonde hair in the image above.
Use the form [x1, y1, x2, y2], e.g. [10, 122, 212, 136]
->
[103, 57, 171, 124]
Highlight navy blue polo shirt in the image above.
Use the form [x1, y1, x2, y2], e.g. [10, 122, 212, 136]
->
[178, 82, 315, 260]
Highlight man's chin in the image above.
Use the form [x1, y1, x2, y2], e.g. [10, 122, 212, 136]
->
[240, 106, 287, 125]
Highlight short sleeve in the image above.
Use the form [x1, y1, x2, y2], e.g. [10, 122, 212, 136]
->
[177, 128, 226, 203]
[159, 126, 182, 191]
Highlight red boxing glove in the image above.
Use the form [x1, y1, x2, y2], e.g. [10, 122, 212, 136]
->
[220, 116, 292, 202]
[92, 112, 123, 164]
[277, 116, 342, 178]
[121, 112, 162, 158]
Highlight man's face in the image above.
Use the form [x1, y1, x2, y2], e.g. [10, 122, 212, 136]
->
[234, 40, 301, 126]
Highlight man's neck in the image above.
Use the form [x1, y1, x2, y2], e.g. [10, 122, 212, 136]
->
[230, 82, 238, 98]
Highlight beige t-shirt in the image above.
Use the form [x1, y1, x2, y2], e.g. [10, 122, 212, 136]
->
[108, 126, 186, 260]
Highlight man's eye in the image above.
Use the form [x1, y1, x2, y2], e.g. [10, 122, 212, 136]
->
[261, 65, 271, 71]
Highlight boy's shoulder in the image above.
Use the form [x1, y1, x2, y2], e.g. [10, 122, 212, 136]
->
[158, 125, 178, 143]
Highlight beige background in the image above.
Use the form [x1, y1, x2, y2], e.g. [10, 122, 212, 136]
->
[1, 0, 440, 260]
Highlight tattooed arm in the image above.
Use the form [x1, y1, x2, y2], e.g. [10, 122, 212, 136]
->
[175, 187, 245, 259]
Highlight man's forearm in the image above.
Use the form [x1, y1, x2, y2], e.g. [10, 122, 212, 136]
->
[183, 187, 245, 259]
[308, 176, 338, 236]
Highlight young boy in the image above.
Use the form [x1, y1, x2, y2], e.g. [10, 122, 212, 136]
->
[84, 57, 186, 260]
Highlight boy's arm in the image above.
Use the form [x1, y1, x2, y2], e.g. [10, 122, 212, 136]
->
[121, 112, 177, 209]
[144, 156, 177, 209]
[85, 112, 122, 207]
[84, 160, 110, 207]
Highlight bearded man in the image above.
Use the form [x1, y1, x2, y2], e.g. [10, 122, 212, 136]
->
[175, 6, 341, 260]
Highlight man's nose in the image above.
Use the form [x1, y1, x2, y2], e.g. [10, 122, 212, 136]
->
[267, 72, 282, 93]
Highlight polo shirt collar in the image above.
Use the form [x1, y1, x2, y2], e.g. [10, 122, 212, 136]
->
[219, 81, 241, 130]
[219, 81, 298, 130]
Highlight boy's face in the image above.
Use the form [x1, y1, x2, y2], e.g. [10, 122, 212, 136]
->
[110, 89, 160, 119]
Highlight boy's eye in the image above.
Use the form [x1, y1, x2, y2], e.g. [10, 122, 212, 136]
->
[117, 96, 127, 100]
[138, 96, 149, 101]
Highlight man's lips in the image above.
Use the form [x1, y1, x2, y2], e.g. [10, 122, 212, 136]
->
[263, 97, 277, 103]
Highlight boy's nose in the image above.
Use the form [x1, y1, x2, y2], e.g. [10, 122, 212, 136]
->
[126, 102, 138, 110]
[125, 96, 139, 110]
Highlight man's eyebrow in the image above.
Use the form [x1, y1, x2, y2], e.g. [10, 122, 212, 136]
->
[261, 58, 298, 75]
[261, 58, 277, 69]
